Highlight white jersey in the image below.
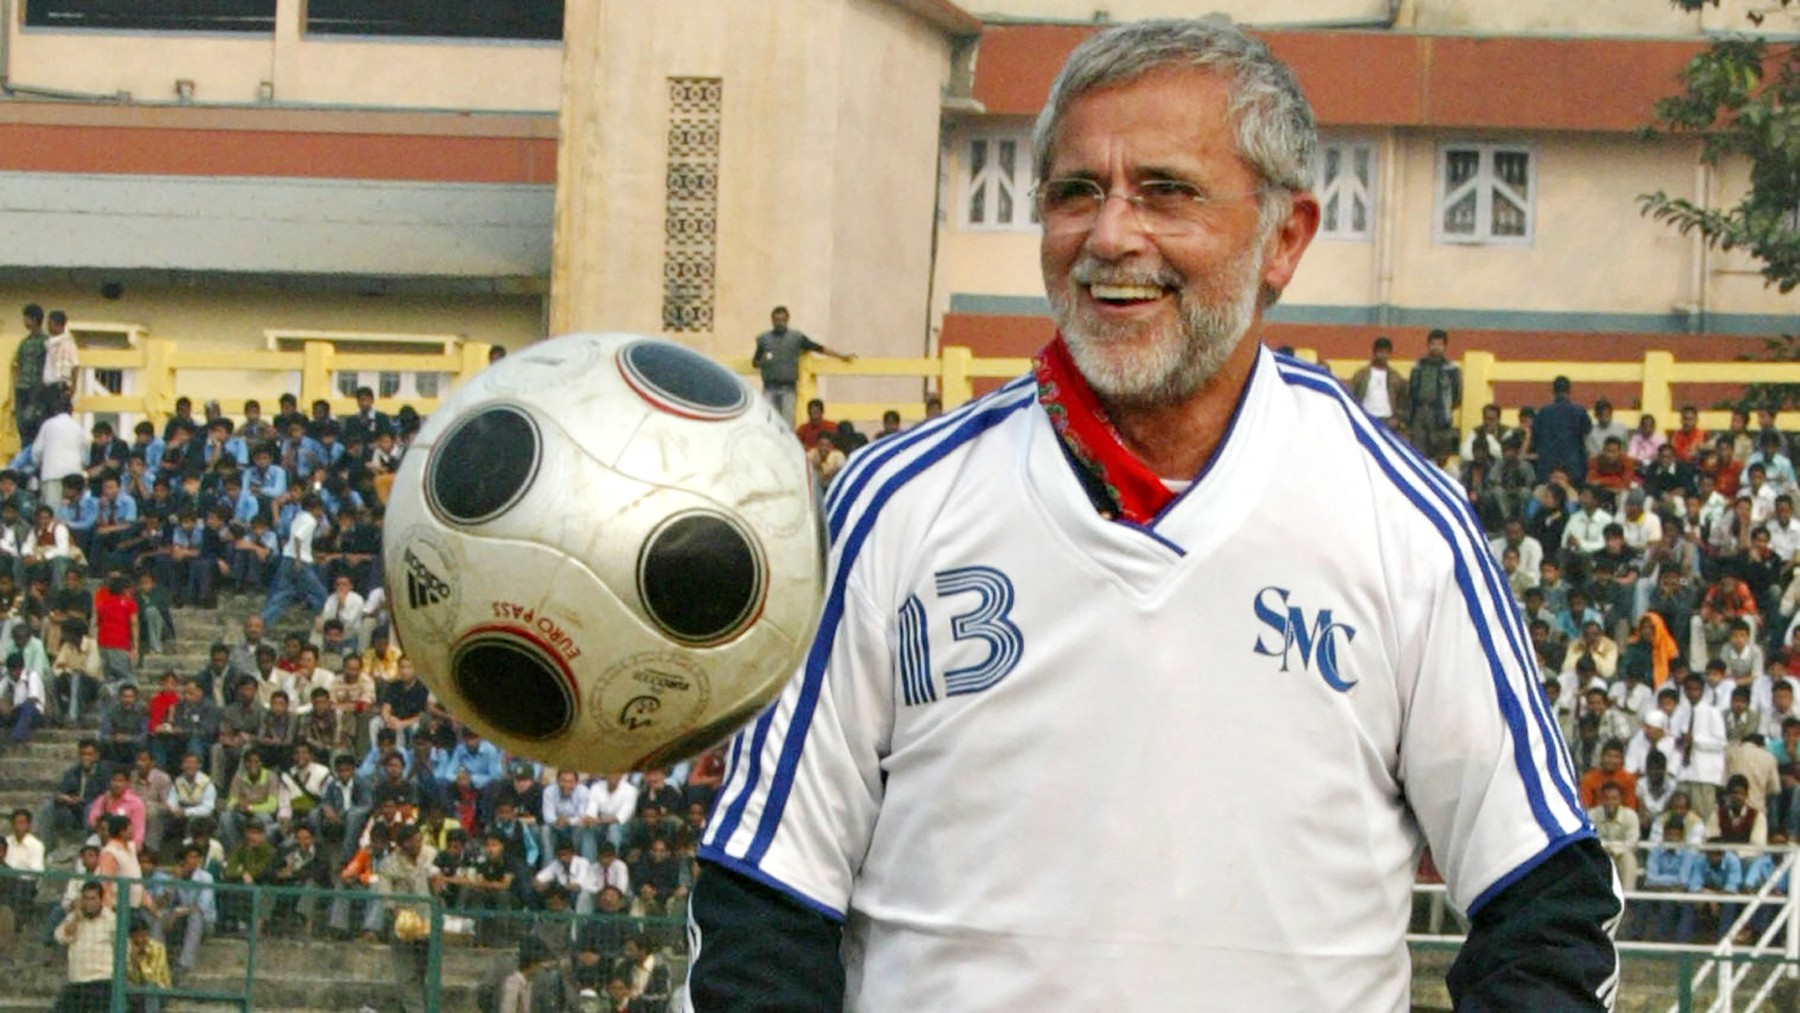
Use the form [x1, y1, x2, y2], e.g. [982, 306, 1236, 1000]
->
[699, 350, 1593, 1012]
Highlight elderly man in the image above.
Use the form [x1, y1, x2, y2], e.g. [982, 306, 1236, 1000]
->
[687, 18, 1617, 1012]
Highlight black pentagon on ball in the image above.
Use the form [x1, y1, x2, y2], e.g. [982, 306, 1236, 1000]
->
[426, 405, 541, 526]
[637, 511, 766, 645]
[452, 634, 575, 741]
[618, 340, 748, 419]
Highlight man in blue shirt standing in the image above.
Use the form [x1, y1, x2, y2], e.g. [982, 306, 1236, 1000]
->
[1535, 376, 1595, 485]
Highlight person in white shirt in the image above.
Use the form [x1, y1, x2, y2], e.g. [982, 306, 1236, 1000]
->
[285, 644, 331, 717]
[1718, 623, 1770, 709]
[30, 393, 83, 488]
[1625, 709, 1679, 776]
[586, 842, 630, 898]
[4, 807, 45, 924]
[1588, 783, 1641, 891]
[1768, 495, 1800, 568]
[1609, 671, 1656, 733]
[1488, 518, 1543, 588]
[691, 21, 1617, 1012]
[355, 586, 388, 651]
[584, 774, 639, 851]
[0, 650, 46, 743]
[41, 311, 78, 393]
[533, 838, 594, 912]
[1561, 487, 1614, 558]
[1696, 476, 1733, 540]
[1618, 491, 1663, 555]
[1762, 679, 1800, 740]
[278, 741, 333, 827]
[1348, 337, 1403, 429]
[1747, 466, 1783, 528]
[314, 575, 366, 651]
[1674, 674, 1729, 817]
[260, 494, 328, 627]
[540, 769, 595, 861]
[54, 880, 115, 1010]
[1460, 403, 1505, 463]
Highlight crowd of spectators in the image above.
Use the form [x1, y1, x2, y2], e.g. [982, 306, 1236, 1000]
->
[0, 377, 703, 1012]
[1350, 334, 1800, 948]
[792, 395, 941, 487]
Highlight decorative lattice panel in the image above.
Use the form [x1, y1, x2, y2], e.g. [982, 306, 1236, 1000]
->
[663, 78, 723, 333]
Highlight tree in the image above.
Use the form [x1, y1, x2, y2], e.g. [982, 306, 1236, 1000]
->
[1642, 0, 1800, 411]
[1641, 0, 1800, 293]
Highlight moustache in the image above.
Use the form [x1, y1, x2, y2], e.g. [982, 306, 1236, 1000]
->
[1068, 257, 1182, 290]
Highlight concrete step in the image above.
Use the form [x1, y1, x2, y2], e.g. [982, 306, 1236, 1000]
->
[2, 755, 69, 786]
[6, 737, 86, 760]
[0, 791, 44, 815]
[195, 936, 498, 982]
[179, 968, 481, 1011]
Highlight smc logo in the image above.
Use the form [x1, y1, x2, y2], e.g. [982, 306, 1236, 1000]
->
[1252, 587, 1359, 692]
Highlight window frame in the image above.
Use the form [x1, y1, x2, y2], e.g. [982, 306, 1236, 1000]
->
[1434, 142, 1537, 247]
[1314, 136, 1379, 243]
[958, 130, 1039, 233]
[22, 0, 276, 33]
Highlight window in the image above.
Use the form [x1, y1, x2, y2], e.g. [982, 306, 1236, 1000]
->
[961, 132, 1037, 231]
[1316, 139, 1377, 242]
[306, 0, 562, 41]
[25, 0, 276, 32]
[1437, 144, 1535, 245]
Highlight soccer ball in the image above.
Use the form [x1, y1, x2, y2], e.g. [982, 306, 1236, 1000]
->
[382, 332, 825, 773]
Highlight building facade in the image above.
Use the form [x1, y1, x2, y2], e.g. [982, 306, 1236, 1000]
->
[0, 0, 1791, 422]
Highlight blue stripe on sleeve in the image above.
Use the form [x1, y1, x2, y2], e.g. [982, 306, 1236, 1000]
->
[1358, 410, 1588, 818]
[1280, 356, 1584, 820]
[825, 377, 1034, 542]
[1277, 363, 1573, 842]
[1276, 356, 1585, 822]
[739, 394, 1036, 865]
[704, 389, 1035, 859]
[705, 706, 777, 851]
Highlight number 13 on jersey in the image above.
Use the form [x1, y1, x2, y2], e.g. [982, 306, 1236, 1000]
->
[894, 565, 1023, 706]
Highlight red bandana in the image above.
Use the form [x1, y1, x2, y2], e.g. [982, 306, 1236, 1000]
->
[1032, 335, 1177, 524]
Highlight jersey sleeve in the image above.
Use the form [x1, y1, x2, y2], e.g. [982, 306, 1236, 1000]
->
[1399, 527, 1594, 915]
[698, 570, 891, 921]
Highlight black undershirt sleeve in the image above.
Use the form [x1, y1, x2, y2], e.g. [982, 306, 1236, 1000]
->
[1448, 837, 1622, 1012]
[687, 859, 845, 1013]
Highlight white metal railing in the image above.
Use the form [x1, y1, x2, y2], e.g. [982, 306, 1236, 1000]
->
[1408, 843, 1800, 1013]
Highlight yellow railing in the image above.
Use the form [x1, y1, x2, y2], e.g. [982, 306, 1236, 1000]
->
[0, 338, 493, 458]
[1311, 350, 1782, 433]
[740, 348, 1792, 432]
[0, 342, 1779, 458]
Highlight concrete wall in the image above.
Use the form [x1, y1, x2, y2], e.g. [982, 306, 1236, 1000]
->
[4, 0, 562, 110]
[552, 0, 956, 389]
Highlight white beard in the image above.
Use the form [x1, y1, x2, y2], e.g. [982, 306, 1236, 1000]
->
[1049, 241, 1266, 409]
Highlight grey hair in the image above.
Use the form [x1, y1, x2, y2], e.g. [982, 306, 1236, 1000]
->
[1030, 16, 1319, 200]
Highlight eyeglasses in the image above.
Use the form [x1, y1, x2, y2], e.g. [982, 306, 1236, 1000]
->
[1032, 178, 1268, 236]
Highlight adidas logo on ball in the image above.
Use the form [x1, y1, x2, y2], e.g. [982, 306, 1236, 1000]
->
[404, 548, 452, 609]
